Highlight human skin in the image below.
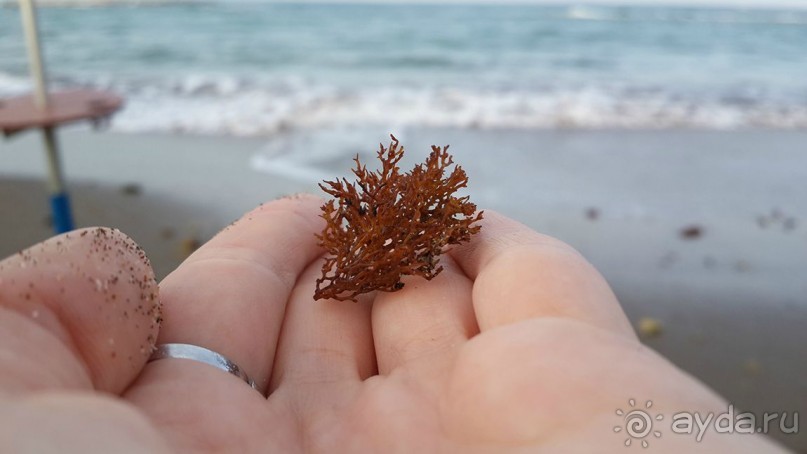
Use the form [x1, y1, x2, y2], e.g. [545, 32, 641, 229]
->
[0, 195, 787, 453]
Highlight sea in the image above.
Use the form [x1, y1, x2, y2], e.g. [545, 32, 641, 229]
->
[1, 2, 807, 137]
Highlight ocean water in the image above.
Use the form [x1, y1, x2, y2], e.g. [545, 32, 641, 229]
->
[1, 3, 807, 135]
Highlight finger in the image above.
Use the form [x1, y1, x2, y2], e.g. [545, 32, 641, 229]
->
[139, 194, 325, 395]
[0, 392, 171, 453]
[372, 255, 477, 381]
[0, 228, 160, 394]
[269, 257, 375, 396]
[449, 211, 634, 337]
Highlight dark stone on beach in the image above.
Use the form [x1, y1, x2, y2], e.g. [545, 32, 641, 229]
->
[585, 207, 600, 221]
[160, 227, 176, 240]
[679, 225, 703, 240]
[121, 183, 142, 196]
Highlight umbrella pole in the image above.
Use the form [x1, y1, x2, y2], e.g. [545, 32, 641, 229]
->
[19, 0, 74, 233]
[42, 127, 74, 233]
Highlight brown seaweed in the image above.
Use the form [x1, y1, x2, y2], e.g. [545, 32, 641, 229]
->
[314, 135, 482, 301]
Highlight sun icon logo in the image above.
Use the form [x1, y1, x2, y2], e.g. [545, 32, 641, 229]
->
[614, 399, 663, 448]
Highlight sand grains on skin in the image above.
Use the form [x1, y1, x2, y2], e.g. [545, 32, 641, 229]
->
[0, 227, 162, 393]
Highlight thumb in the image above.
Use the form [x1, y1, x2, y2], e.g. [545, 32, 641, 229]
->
[0, 227, 161, 394]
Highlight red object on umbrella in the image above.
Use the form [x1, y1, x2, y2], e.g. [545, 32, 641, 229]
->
[0, 89, 122, 137]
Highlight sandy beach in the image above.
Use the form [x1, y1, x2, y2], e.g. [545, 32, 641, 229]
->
[1, 127, 805, 450]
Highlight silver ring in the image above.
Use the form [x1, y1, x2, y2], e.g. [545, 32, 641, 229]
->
[149, 343, 259, 392]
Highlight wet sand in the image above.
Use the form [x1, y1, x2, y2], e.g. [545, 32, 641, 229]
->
[1, 127, 805, 450]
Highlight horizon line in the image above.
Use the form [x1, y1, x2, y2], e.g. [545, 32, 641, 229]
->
[3, 0, 807, 10]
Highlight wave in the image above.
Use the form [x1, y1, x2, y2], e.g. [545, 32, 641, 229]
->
[563, 6, 807, 26]
[2, 72, 807, 134]
[0, 72, 30, 96]
[566, 5, 625, 22]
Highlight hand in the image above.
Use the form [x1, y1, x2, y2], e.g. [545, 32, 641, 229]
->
[0, 195, 784, 453]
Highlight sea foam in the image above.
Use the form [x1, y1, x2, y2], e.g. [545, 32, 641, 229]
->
[2, 71, 806, 135]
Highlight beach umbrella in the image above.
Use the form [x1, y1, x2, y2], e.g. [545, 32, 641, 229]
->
[0, 0, 122, 233]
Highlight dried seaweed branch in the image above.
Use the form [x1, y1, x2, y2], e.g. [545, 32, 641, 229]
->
[314, 135, 483, 301]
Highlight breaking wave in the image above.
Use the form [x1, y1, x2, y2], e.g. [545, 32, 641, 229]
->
[2, 72, 806, 135]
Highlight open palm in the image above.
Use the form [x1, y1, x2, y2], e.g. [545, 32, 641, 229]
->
[0, 195, 782, 453]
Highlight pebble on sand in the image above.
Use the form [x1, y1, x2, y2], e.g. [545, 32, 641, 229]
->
[743, 358, 762, 375]
[121, 183, 142, 196]
[679, 225, 703, 240]
[637, 317, 664, 339]
[161, 227, 176, 240]
[179, 236, 201, 258]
